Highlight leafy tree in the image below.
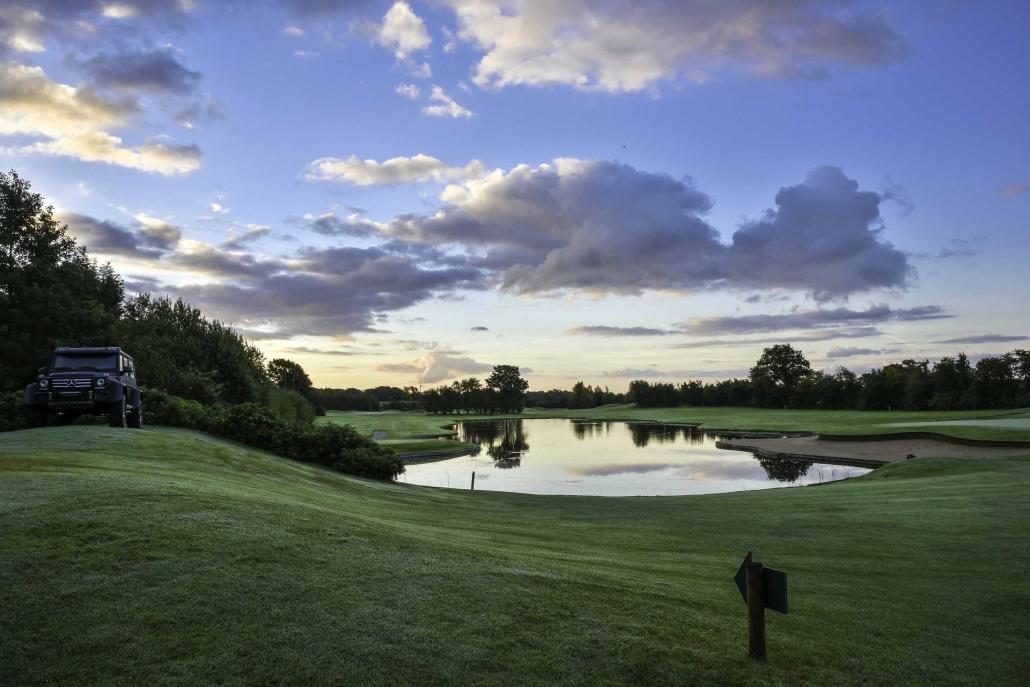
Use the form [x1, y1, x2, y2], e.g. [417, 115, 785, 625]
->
[569, 381, 595, 409]
[486, 365, 529, 413]
[268, 358, 314, 397]
[749, 344, 813, 408]
[0, 170, 123, 390]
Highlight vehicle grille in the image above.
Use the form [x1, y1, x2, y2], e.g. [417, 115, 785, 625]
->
[51, 378, 92, 389]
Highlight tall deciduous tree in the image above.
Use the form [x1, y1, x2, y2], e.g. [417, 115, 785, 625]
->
[749, 344, 813, 408]
[0, 170, 123, 390]
[485, 365, 529, 413]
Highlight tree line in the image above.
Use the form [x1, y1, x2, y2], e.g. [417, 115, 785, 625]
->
[628, 344, 1030, 411]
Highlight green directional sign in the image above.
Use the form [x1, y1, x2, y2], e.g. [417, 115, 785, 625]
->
[762, 567, 788, 614]
[735, 551, 751, 603]
[733, 552, 788, 614]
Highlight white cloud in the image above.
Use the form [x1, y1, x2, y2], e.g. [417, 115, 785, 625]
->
[100, 4, 138, 20]
[210, 202, 230, 214]
[378, 1, 431, 58]
[0, 63, 201, 175]
[378, 352, 492, 383]
[282, 25, 305, 37]
[8, 131, 201, 176]
[422, 85, 472, 119]
[306, 154, 486, 186]
[444, 0, 906, 93]
[395, 83, 421, 99]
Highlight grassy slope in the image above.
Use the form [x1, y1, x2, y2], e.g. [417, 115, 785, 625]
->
[321, 406, 1030, 442]
[2, 426, 1029, 686]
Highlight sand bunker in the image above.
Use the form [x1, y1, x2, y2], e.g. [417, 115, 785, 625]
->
[717, 435, 1030, 467]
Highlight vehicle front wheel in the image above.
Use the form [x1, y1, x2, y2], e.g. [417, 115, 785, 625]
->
[26, 407, 48, 428]
[108, 398, 127, 428]
[127, 403, 143, 429]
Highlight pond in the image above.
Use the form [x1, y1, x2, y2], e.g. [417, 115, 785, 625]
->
[397, 418, 871, 496]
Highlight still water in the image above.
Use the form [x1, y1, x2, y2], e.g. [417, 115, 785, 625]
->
[397, 419, 871, 496]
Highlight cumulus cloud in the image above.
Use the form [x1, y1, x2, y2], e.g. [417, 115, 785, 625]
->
[377, 1, 430, 58]
[0, 64, 132, 138]
[0, 63, 200, 175]
[724, 167, 912, 299]
[934, 334, 1027, 345]
[10, 131, 202, 175]
[380, 160, 910, 299]
[377, 351, 492, 383]
[680, 305, 949, 336]
[566, 325, 672, 337]
[422, 86, 472, 119]
[306, 153, 486, 186]
[444, 0, 906, 93]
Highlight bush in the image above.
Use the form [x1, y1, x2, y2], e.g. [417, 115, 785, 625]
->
[143, 388, 209, 429]
[208, 403, 403, 480]
[0, 391, 27, 433]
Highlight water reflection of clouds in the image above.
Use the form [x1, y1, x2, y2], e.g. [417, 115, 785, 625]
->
[573, 462, 682, 476]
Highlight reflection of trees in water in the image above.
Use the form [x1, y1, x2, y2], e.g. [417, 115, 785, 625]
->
[628, 423, 693, 447]
[459, 420, 528, 469]
[755, 456, 812, 482]
[571, 421, 612, 440]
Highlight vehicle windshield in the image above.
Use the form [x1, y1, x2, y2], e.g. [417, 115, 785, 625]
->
[49, 353, 119, 373]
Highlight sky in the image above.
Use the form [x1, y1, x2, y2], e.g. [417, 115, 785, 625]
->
[2, 0, 1029, 390]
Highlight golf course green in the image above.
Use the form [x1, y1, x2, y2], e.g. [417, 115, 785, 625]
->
[2, 416, 1029, 685]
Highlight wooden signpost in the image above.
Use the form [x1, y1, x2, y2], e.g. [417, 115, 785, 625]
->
[734, 551, 788, 661]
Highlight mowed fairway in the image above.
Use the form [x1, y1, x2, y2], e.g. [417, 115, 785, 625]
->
[321, 405, 1030, 442]
[2, 425, 1029, 686]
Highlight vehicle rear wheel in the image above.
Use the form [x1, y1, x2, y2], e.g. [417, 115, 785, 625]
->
[127, 402, 143, 429]
[108, 398, 127, 428]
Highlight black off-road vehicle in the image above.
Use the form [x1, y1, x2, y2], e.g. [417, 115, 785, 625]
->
[24, 347, 143, 428]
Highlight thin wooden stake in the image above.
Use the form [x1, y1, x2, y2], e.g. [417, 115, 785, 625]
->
[471, 471, 475, 491]
[747, 561, 767, 661]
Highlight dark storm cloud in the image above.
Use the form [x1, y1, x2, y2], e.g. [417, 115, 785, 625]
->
[565, 325, 672, 337]
[61, 212, 177, 257]
[680, 305, 949, 336]
[934, 334, 1027, 345]
[76, 48, 200, 94]
[379, 161, 914, 300]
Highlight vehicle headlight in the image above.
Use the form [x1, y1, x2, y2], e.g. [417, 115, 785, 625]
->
[95, 378, 106, 388]
[39, 379, 48, 389]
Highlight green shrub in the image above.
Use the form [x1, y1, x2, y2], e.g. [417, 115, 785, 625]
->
[143, 388, 209, 429]
[0, 391, 27, 433]
[208, 403, 403, 481]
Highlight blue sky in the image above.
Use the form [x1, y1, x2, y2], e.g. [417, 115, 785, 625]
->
[2, 0, 1028, 388]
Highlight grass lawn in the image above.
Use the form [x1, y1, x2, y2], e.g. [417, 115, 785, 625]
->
[321, 405, 1030, 443]
[378, 438, 478, 455]
[2, 425, 1029, 685]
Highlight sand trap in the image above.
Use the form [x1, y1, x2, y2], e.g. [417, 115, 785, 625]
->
[717, 435, 1030, 467]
